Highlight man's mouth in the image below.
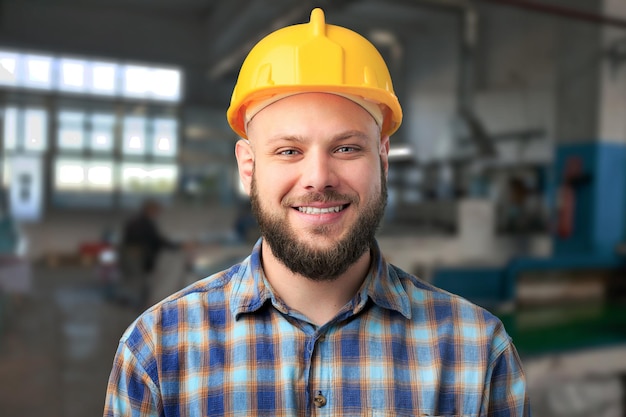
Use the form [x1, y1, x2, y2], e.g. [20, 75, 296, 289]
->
[296, 204, 348, 214]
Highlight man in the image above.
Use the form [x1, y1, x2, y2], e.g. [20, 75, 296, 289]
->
[104, 8, 530, 416]
[119, 199, 181, 307]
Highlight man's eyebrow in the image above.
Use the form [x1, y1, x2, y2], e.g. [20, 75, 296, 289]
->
[332, 130, 371, 142]
[263, 135, 305, 146]
[262, 130, 372, 146]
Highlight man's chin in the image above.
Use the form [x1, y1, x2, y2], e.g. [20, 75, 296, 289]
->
[300, 229, 345, 248]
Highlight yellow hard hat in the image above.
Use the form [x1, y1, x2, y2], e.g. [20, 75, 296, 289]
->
[227, 8, 403, 139]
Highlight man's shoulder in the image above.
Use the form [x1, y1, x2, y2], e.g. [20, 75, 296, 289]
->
[163, 259, 249, 307]
[119, 259, 248, 344]
[388, 263, 507, 337]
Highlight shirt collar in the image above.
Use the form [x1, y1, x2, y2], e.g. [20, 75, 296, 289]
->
[355, 240, 412, 319]
[230, 238, 411, 320]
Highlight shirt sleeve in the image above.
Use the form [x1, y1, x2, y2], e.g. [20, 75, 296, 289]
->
[103, 341, 162, 417]
[482, 341, 531, 417]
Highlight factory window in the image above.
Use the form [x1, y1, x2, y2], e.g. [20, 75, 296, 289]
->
[122, 66, 150, 98]
[59, 58, 87, 92]
[90, 61, 117, 95]
[3, 107, 18, 150]
[152, 117, 178, 157]
[122, 65, 181, 101]
[0, 51, 18, 85]
[120, 162, 178, 195]
[55, 159, 85, 191]
[86, 162, 114, 191]
[3, 107, 48, 152]
[51, 109, 179, 204]
[56, 110, 117, 154]
[150, 68, 181, 101]
[0, 48, 182, 102]
[23, 109, 48, 151]
[90, 113, 116, 153]
[23, 54, 53, 89]
[121, 115, 179, 157]
[54, 159, 115, 192]
[0, 46, 183, 210]
[122, 116, 147, 156]
[58, 111, 85, 150]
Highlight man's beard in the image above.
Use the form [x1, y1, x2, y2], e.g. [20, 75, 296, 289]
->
[250, 165, 387, 281]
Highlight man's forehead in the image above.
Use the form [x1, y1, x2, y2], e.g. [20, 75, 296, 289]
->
[247, 92, 382, 132]
[246, 93, 381, 141]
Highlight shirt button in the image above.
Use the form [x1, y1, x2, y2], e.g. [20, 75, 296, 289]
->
[313, 392, 327, 408]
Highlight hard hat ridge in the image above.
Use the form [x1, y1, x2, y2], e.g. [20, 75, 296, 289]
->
[310, 7, 325, 36]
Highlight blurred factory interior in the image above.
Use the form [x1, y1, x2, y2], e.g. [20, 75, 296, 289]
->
[0, 0, 625, 415]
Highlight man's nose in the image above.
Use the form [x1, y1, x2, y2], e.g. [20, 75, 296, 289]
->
[301, 151, 339, 191]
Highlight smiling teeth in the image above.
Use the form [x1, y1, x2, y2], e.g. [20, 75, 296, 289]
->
[298, 206, 343, 214]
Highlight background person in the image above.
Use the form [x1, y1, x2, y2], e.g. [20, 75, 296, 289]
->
[119, 199, 183, 308]
[0, 191, 32, 309]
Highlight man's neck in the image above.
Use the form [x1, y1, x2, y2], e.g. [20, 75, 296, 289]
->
[260, 240, 371, 326]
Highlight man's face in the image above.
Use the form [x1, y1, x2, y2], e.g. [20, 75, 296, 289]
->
[236, 93, 390, 280]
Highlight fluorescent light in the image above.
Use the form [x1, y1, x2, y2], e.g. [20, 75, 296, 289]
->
[388, 145, 413, 160]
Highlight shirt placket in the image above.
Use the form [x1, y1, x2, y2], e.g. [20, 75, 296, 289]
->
[307, 329, 333, 417]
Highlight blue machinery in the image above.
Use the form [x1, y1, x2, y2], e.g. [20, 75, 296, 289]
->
[432, 142, 626, 354]
[431, 143, 626, 415]
[433, 142, 626, 307]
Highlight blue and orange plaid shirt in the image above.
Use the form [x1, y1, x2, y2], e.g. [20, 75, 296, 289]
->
[104, 238, 530, 416]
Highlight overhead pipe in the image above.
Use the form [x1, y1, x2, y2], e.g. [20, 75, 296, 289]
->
[399, 0, 496, 156]
[456, 4, 498, 157]
[409, 0, 626, 158]
[479, 0, 626, 29]
[207, 3, 315, 79]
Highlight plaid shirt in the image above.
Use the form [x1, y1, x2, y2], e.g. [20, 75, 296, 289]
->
[104, 238, 530, 416]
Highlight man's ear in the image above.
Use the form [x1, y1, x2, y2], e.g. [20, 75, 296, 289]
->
[379, 135, 390, 178]
[235, 139, 254, 195]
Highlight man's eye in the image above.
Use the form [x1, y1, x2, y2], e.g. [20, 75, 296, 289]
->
[279, 149, 299, 156]
[336, 146, 357, 153]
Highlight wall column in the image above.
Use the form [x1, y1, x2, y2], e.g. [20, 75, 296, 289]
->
[552, 0, 626, 257]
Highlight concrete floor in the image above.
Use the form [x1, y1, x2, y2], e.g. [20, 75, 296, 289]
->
[0, 265, 137, 417]
[2, 254, 623, 417]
